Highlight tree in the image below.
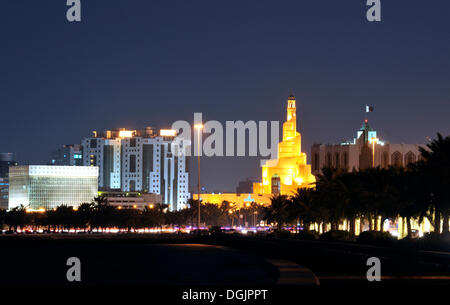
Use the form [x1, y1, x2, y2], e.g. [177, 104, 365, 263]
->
[263, 194, 291, 231]
[0, 209, 6, 231]
[291, 187, 319, 231]
[5, 205, 28, 232]
[419, 133, 450, 233]
[76, 203, 94, 232]
[315, 167, 348, 230]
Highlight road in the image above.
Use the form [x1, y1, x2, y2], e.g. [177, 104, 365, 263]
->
[205, 236, 450, 285]
[0, 234, 449, 286]
[0, 243, 280, 285]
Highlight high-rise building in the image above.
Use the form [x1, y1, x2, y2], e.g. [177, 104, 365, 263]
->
[236, 178, 257, 195]
[0, 178, 9, 210]
[311, 119, 425, 175]
[0, 153, 17, 178]
[49, 144, 83, 166]
[8, 165, 98, 210]
[0, 153, 18, 209]
[82, 127, 190, 211]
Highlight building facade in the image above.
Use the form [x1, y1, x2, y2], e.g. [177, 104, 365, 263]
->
[82, 127, 190, 211]
[311, 120, 424, 175]
[0, 178, 9, 210]
[0, 152, 18, 209]
[236, 178, 257, 195]
[193, 193, 271, 206]
[0, 153, 18, 178]
[8, 165, 98, 210]
[49, 144, 83, 166]
[99, 191, 162, 209]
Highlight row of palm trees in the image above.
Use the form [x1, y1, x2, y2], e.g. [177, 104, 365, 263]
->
[0, 197, 266, 232]
[264, 133, 450, 236]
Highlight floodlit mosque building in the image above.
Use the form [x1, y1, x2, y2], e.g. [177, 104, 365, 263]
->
[311, 119, 424, 175]
[195, 95, 315, 205]
[252, 95, 316, 195]
[311, 117, 433, 238]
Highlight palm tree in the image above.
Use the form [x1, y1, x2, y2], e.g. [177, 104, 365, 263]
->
[200, 203, 228, 227]
[291, 187, 319, 231]
[339, 171, 366, 235]
[392, 167, 423, 236]
[263, 194, 291, 231]
[315, 167, 347, 231]
[76, 203, 94, 232]
[419, 133, 450, 233]
[0, 209, 7, 231]
[5, 205, 28, 232]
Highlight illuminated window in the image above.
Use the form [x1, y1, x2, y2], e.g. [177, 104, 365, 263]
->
[90, 139, 97, 148]
[271, 175, 280, 195]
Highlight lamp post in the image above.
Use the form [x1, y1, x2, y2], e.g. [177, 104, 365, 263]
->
[194, 124, 203, 230]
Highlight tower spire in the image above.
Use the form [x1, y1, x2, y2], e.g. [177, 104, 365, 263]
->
[287, 94, 296, 122]
[283, 95, 297, 141]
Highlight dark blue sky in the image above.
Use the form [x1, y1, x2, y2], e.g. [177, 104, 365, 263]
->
[1, 1, 449, 191]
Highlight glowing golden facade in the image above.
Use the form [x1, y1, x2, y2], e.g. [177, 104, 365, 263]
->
[253, 95, 316, 195]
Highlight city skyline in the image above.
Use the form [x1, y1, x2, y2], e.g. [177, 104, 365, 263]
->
[1, 1, 449, 191]
[0, 1, 449, 290]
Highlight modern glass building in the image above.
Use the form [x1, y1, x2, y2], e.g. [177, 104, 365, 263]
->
[8, 166, 98, 210]
[0, 178, 9, 210]
[0, 152, 17, 178]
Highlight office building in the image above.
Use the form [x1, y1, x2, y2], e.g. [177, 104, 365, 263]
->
[99, 191, 162, 209]
[49, 144, 83, 166]
[0, 152, 18, 209]
[82, 127, 190, 211]
[0, 153, 17, 178]
[236, 178, 256, 195]
[0, 178, 9, 209]
[8, 165, 98, 210]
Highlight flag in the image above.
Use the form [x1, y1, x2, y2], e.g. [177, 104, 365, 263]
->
[366, 105, 374, 113]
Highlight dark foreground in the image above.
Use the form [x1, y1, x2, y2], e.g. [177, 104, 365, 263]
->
[0, 242, 278, 285]
[0, 234, 449, 287]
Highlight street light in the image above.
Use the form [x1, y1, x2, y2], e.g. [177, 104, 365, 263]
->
[194, 123, 204, 231]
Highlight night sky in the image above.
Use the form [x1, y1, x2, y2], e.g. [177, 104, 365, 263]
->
[1, 1, 449, 191]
